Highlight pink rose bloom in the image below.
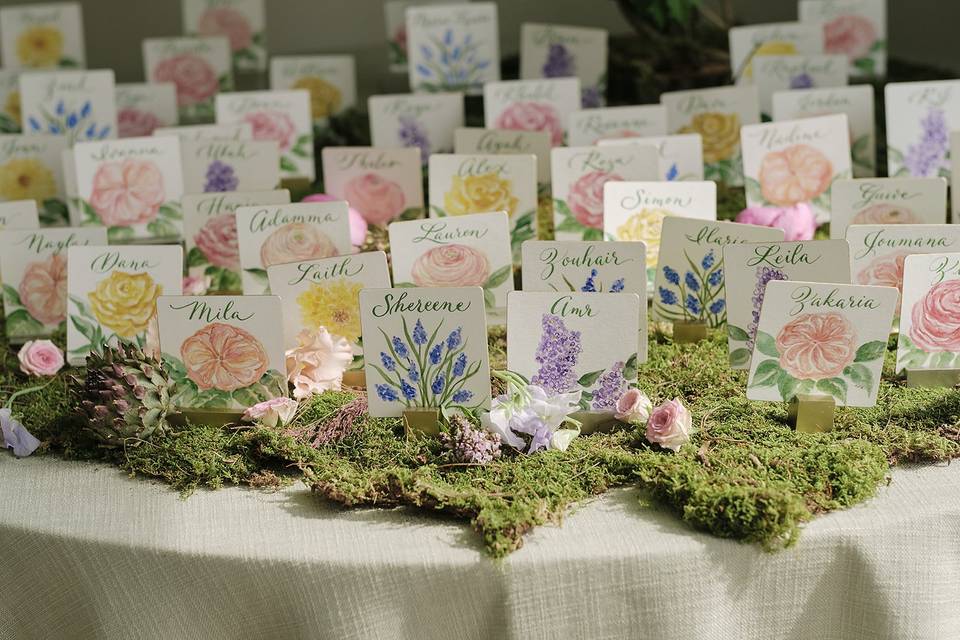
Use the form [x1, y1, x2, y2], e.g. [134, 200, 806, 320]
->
[856, 251, 909, 304]
[242, 397, 298, 428]
[392, 25, 407, 52]
[615, 388, 652, 425]
[646, 398, 693, 452]
[824, 15, 877, 61]
[735, 203, 817, 241]
[260, 223, 339, 268]
[851, 204, 921, 226]
[909, 280, 960, 353]
[302, 193, 368, 246]
[343, 173, 406, 226]
[245, 110, 296, 153]
[17, 340, 64, 377]
[19, 253, 67, 326]
[495, 101, 564, 146]
[195, 213, 240, 270]
[118, 108, 162, 138]
[182, 275, 210, 296]
[197, 6, 253, 52]
[411, 244, 490, 287]
[759, 144, 833, 207]
[89, 158, 165, 227]
[153, 53, 219, 107]
[181, 322, 270, 392]
[285, 328, 353, 399]
[567, 170, 623, 229]
[776, 313, 856, 380]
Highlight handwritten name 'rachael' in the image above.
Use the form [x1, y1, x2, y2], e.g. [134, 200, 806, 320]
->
[372, 291, 472, 317]
[412, 221, 488, 244]
[855, 229, 956, 259]
[931, 256, 960, 284]
[169, 299, 254, 322]
[550, 295, 596, 318]
[538, 245, 632, 280]
[853, 183, 921, 210]
[790, 286, 881, 316]
[90, 251, 158, 273]
[746, 244, 820, 268]
[288, 257, 363, 285]
[249, 208, 338, 233]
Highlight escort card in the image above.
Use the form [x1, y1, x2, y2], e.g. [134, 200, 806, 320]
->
[183, 189, 290, 294]
[953, 133, 960, 223]
[551, 145, 660, 241]
[723, 240, 851, 369]
[661, 85, 760, 186]
[0, 227, 106, 342]
[885, 80, 960, 180]
[267, 251, 391, 362]
[567, 105, 667, 147]
[520, 23, 608, 108]
[728, 22, 824, 84]
[360, 286, 491, 417]
[772, 84, 875, 177]
[182, 0, 266, 72]
[180, 139, 279, 194]
[896, 253, 960, 372]
[0, 134, 68, 225]
[61, 148, 76, 221]
[20, 70, 117, 143]
[799, 0, 886, 78]
[385, 0, 449, 73]
[72, 136, 185, 242]
[321, 146, 424, 227]
[0, 200, 39, 229]
[215, 90, 314, 181]
[116, 83, 177, 138]
[746, 280, 897, 406]
[506, 291, 641, 412]
[0, 2, 85, 69]
[156, 295, 287, 411]
[752, 54, 848, 118]
[236, 201, 352, 294]
[741, 114, 852, 222]
[483, 78, 580, 147]
[406, 3, 499, 95]
[368, 92, 464, 165]
[596, 133, 704, 182]
[143, 37, 233, 123]
[66, 245, 183, 364]
[0, 70, 21, 133]
[830, 177, 947, 240]
[652, 217, 784, 327]
[454, 127, 552, 184]
[154, 123, 253, 141]
[269, 55, 356, 121]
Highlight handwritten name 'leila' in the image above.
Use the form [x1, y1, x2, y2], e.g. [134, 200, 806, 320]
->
[746, 244, 820, 268]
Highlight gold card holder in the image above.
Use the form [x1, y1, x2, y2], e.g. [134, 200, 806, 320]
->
[403, 408, 440, 439]
[787, 393, 836, 433]
[279, 177, 314, 201]
[906, 368, 960, 389]
[342, 370, 366, 388]
[179, 407, 242, 427]
[673, 321, 708, 344]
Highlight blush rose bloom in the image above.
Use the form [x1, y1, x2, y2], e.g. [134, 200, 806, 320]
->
[17, 340, 64, 377]
[260, 223, 338, 268]
[615, 388, 653, 425]
[285, 328, 353, 399]
[735, 203, 817, 241]
[824, 15, 877, 61]
[18, 253, 67, 326]
[181, 322, 270, 392]
[567, 170, 623, 229]
[245, 110, 296, 153]
[758, 144, 833, 207]
[343, 173, 406, 225]
[153, 53, 219, 107]
[646, 398, 693, 452]
[197, 6, 253, 52]
[411, 244, 490, 287]
[856, 251, 909, 304]
[242, 397, 298, 428]
[494, 101, 564, 146]
[909, 280, 960, 353]
[195, 213, 240, 270]
[851, 204, 921, 226]
[776, 313, 857, 380]
[117, 108, 162, 138]
[89, 158, 166, 227]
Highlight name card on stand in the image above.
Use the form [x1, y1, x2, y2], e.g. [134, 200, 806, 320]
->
[884, 80, 960, 180]
[830, 177, 947, 240]
[20, 70, 117, 144]
[520, 23, 607, 107]
[269, 55, 356, 121]
[596, 133, 704, 182]
[799, 0, 887, 78]
[483, 78, 581, 147]
[454, 128, 552, 184]
[0, 200, 39, 230]
[154, 123, 253, 141]
[567, 105, 667, 146]
[753, 54, 848, 118]
[143, 37, 232, 124]
[0, 3, 85, 69]
[896, 253, 960, 385]
[181, 139, 279, 194]
[182, 0, 266, 73]
[0, 134, 68, 225]
[116, 83, 178, 138]
[321, 146, 424, 227]
[728, 22, 824, 84]
[368, 92, 464, 165]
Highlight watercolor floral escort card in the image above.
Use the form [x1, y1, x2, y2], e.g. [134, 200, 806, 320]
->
[115, 83, 177, 138]
[182, 0, 266, 72]
[65, 245, 183, 365]
[0, 3, 85, 69]
[596, 134, 704, 182]
[156, 295, 287, 411]
[520, 240, 648, 362]
[772, 84, 875, 177]
[551, 145, 660, 241]
[0, 227, 105, 342]
[143, 37, 233, 124]
[388, 212, 514, 319]
[270, 55, 356, 122]
[507, 291, 641, 412]
[0, 134, 68, 225]
[360, 286, 491, 417]
[567, 105, 667, 147]
[236, 201, 352, 295]
[267, 251, 391, 367]
[661, 85, 760, 186]
[368, 93, 464, 166]
[723, 240, 851, 369]
[384, 0, 449, 73]
[885, 80, 960, 180]
[72, 136, 185, 243]
[321, 147, 424, 227]
[405, 3, 499, 95]
[652, 217, 784, 328]
[0, 200, 39, 229]
[520, 23, 607, 108]
[180, 139, 279, 194]
[799, 0, 886, 77]
[896, 253, 960, 372]
[216, 90, 314, 181]
[740, 114, 852, 222]
[427, 153, 537, 259]
[746, 280, 897, 406]
[0, 70, 21, 133]
[454, 127, 552, 184]
[728, 22, 824, 84]
[954, 133, 960, 223]
[483, 78, 580, 147]
[829, 177, 947, 240]
[752, 55, 848, 118]
[184, 189, 290, 294]
[19, 70, 117, 143]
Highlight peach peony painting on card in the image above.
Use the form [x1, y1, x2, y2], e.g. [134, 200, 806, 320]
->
[258, 223, 338, 268]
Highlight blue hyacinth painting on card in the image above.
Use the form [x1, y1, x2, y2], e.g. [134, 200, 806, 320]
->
[27, 99, 112, 144]
[413, 28, 491, 93]
[655, 249, 727, 328]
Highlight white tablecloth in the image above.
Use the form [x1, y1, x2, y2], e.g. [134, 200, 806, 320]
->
[2, 456, 960, 640]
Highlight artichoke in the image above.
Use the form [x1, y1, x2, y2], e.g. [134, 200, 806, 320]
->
[75, 341, 178, 446]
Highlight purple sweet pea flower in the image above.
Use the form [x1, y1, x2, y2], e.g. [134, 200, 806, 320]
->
[1, 408, 40, 458]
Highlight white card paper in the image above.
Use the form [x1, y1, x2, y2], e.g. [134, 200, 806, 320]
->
[567, 105, 667, 147]
[829, 177, 947, 240]
[483, 78, 580, 147]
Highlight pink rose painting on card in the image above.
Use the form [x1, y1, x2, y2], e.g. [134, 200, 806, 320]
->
[824, 15, 877, 62]
[856, 251, 909, 304]
[181, 322, 269, 392]
[259, 223, 338, 268]
[343, 173, 406, 225]
[758, 144, 833, 207]
[909, 280, 960, 353]
[566, 170, 624, 230]
[194, 213, 240, 270]
[851, 204, 921, 226]
[244, 110, 296, 152]
[775, 313, 857, 380]
[495, 102, 564, 147]
[118, 108, 162, 138]
[197, 6, 253, 53]
[18, 253, 67, 326]
[411, 244, 491, 287]
[153, 53, 220, 107]
[89, 158, 166, 227]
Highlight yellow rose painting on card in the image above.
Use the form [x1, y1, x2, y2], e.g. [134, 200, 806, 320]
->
[87, 271, 163, 338]
[442, 173, 519, 218]
[292, 75, 342, 120]
[296, 278, 363, 345]
[679, 112, 743, 184]
[0, 157, 56, 203]
[16, 25, 64, 68]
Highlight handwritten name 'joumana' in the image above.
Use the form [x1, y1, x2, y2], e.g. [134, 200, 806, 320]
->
[412, 221, 488, 244]
[789, 286, 881, 316]
[288, 257, 363, 285]
[855, 229, 955, 259]
[372, 291, 471, 317]
[249, 208, 338, 233]
[168, 299, 254, 322]
[538, 245, 632, 280]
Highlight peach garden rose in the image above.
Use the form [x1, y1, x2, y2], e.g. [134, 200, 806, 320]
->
[194, 213, 240, 270]
[850, 204, 921, 226]
[909, 280, 960, 353]
[495, 101, 564, 146]
[153, 53, 219, 107]
[758, 144, 833, 207]
[18, 253, 67, 326]
[245, 110, 296, 153]
[343, 173, 405, 225]
[775, 313, 857, 380]
[181, 322, 270, 392]
[89, 158, 166, 227]
[411, 244, 490, 287]
[856, 251, 909, 304]
[567, 170, 623, 229]
[259, 223, 338, 268]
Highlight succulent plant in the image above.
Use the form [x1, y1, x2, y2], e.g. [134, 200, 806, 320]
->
[74, 340, 178, 446]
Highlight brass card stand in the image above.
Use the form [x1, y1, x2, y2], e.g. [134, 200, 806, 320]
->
[787, 393, 836, 433]
[179, 408, 242, 427]
[674, 321, 708, 344]
[906, 368, 960, 389]
[279, 177, 314, 201]
[342, 370, 367, 388]
[403, 408, 440, 439]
